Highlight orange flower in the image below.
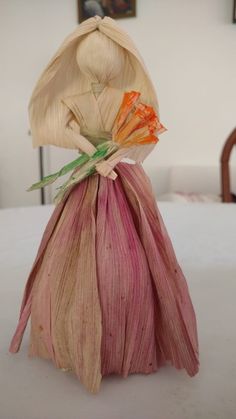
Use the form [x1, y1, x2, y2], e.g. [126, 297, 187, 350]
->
[112, 91, 166, 147]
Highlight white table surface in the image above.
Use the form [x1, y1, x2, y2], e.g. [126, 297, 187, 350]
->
[0, 202, 236, 419]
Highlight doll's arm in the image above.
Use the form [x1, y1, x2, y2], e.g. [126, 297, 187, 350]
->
[65, 119, 117, 180]
[65, 120, 97, 156]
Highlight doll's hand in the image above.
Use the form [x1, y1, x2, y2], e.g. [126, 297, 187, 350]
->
[95, 161, 117, 180]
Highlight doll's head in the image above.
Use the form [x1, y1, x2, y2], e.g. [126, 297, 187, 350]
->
[76, 30, 125, 84]
[29, 16, 158, 149]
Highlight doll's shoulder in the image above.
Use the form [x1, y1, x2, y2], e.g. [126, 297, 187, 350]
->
[61, 91, 93, 124]
[61, 91, 90, 109]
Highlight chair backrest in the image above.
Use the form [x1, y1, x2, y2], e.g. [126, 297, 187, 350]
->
[221, 128, 236, 202]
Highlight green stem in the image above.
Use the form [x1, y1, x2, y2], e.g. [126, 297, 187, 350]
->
[27, 140, 111, 191]
[53, 142, 118, 204]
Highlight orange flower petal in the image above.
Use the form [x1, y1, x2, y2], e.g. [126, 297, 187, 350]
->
[113, 91, 140, 134]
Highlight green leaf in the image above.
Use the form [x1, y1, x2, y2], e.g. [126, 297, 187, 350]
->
[27, 153, 89, 191]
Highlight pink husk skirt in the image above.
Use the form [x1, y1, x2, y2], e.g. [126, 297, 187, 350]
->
[9, 162, 199, 393]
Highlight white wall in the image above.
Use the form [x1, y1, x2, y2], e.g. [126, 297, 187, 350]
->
[0, 0, 235, 207]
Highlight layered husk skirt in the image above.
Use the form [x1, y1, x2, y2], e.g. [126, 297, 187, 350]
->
[9, 162, 199, 393]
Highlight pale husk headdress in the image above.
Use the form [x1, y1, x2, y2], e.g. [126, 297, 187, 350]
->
[29, 16, 159, 161]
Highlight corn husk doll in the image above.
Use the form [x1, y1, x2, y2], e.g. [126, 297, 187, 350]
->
[9, 16, 199, 393]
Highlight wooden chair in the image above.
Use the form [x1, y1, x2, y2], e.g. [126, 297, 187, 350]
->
[221, 128, 236, 202]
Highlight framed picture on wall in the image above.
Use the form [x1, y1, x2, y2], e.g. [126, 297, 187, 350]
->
[234, 0, 236, 23]
[78, 0, 136, 23]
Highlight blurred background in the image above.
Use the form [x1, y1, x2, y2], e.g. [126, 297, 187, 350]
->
[0, 0, 235, 208]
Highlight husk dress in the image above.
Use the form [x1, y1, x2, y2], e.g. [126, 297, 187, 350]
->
[9, 86, 199, 393]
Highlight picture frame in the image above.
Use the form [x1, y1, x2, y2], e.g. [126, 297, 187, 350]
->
[234, 0, 236, 23]
[78, 0, 136, 23]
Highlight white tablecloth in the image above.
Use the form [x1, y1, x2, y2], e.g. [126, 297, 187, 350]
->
[0, 203, 236, 419]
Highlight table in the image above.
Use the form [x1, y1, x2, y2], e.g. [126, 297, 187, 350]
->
[0, 203, 236, 419]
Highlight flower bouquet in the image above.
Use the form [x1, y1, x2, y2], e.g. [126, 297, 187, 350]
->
[28, 91, 166, 204]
